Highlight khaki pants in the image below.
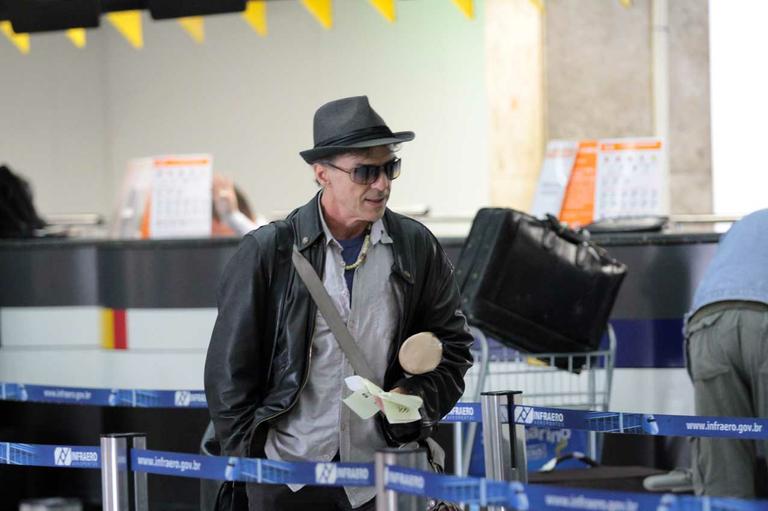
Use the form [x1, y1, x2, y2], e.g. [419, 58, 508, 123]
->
[685, 301, 768, 498]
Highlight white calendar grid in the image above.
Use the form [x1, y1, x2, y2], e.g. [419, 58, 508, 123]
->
[149, 155, 212, 239]
[593, 139, 666, 221]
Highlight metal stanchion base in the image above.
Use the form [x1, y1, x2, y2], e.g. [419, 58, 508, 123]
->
[19, 498, 82, 511]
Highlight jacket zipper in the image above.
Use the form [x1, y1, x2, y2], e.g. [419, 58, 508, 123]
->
[248, 244, 321, 455]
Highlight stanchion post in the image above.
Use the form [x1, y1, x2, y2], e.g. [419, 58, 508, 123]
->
[100, 433, 148, 511]
[481, 391, 527, 484]
[452, 422, 463, 475]
[132, 435, 148, 511]
[375, 447, 427, 511]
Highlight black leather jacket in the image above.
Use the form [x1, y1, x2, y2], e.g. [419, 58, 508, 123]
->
[204, 194, 473, 457]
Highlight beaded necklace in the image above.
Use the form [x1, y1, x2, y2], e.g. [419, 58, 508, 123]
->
[344, 224, 373, 271]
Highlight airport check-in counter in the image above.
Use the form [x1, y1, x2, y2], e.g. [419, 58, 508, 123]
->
[0, 232, 720, 508]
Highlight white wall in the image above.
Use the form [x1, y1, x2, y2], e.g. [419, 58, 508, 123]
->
[0, 30, 110, 216]
[0, 0, 488, 220]
[709, 0, 768, 216]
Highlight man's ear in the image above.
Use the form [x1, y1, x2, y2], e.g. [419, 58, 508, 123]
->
[313, 163, 330, 187]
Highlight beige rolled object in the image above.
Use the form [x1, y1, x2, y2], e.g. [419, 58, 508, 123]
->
[398, 332, 443, 375]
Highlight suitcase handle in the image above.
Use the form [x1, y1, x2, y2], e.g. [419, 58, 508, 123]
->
[544, 214, 590, 244]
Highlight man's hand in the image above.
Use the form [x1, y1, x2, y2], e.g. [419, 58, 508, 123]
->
[378, 386, 408, 411]
[379, 385, 424, 443]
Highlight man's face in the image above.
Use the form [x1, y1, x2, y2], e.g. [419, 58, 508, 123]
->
[315, 145, 395, 226]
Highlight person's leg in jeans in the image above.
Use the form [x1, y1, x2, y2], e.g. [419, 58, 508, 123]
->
[688, 308, 757, 498]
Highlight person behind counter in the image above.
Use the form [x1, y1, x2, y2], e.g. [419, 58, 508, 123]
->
[211, 174, 267, 237]
[204, 96, 473, 510]
[685, 209, 768, 498]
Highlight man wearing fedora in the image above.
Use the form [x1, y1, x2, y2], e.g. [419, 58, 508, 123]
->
[204, 96, 473, 510]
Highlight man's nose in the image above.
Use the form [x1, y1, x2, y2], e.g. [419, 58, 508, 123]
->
[370, 169, 390, 191]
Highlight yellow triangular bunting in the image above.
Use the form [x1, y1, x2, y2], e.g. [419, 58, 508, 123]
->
[178, 16, 205, 44]
[529, 0, 545, 12]
[301, 0, 333, 29]
[107, 10, 143, 49]
[66, 28, 87, 48]
[369, 0, 395, 22]
[1, 21, 30, 54]
[451, 0, 474, 19]
[242, 1, 268, 36]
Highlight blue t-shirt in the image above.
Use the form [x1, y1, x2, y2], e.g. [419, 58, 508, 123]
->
[690, 209, 768, 315]
[338, 233, 366, 297]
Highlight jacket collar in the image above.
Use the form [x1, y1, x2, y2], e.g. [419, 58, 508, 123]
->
[293, 191, 414, 285]
[293, 192, 325, 252]
[383, 209, 415, 285]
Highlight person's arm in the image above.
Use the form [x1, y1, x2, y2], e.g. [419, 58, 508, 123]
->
[388, 235, 474, 443]
[204, 229, 273, 456]
[224, 210, 259, 236]
[213, 174, 259, 236]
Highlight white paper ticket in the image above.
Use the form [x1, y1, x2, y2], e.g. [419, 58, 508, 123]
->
[343, 376, 423, 424]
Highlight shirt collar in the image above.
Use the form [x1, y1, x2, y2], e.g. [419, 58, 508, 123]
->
[371, 218, 393, 245]
[317, 194, 392, 247]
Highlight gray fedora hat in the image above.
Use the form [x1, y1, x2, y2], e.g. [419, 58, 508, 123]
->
[300, 96, 415, 164]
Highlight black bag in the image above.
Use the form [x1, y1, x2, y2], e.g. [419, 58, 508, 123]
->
[213, 481, 247, 511]
[200, 422, 248, 511]
[0, 164, 46, 238]
[456, 208, 626, 355]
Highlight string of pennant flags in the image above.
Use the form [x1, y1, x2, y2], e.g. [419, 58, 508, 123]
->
[0, 0, 634, 54]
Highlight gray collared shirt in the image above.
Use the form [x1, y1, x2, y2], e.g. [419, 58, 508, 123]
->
[264, 201, 398, 507]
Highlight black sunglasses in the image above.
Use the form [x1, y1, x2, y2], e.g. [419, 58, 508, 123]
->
[322, 157, 401, 185]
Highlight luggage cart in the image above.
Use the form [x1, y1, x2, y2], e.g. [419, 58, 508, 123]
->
[456, 325, 616, 476]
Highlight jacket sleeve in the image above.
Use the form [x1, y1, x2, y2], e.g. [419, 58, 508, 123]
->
[392, 233, 474, 442]
[204, 229, 273, 456]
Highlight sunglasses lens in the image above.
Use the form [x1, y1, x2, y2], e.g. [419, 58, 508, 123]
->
[351, 158, 401, 184]
[387, 158, 401, 180]
[352, 165, 377, 185]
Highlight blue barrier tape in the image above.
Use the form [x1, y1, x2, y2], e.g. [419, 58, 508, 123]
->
[384, 465, 516, 507]
[0, 381, 474, 420]
[2, 442, 768, 511]
[514, 405, 768, 441]
[442, 402, 482, 422]
[384, 466, 768, 511]
[0, 442, 100, 469]
[131, 448, 374, 486]
[5, 381, 768, 441]
[525, 482, 767, 511]
[0, 383, 206, 408]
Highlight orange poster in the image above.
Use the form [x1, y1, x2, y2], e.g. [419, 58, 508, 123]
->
[558, 140, 598, 227]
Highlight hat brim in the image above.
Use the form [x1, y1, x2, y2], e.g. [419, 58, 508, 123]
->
[300, 131, 415, 164]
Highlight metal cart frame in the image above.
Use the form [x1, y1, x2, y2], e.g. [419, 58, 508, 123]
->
[454, 325, 617, 475]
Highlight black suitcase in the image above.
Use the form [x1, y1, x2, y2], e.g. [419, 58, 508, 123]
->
[455, 208, 627, 355]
